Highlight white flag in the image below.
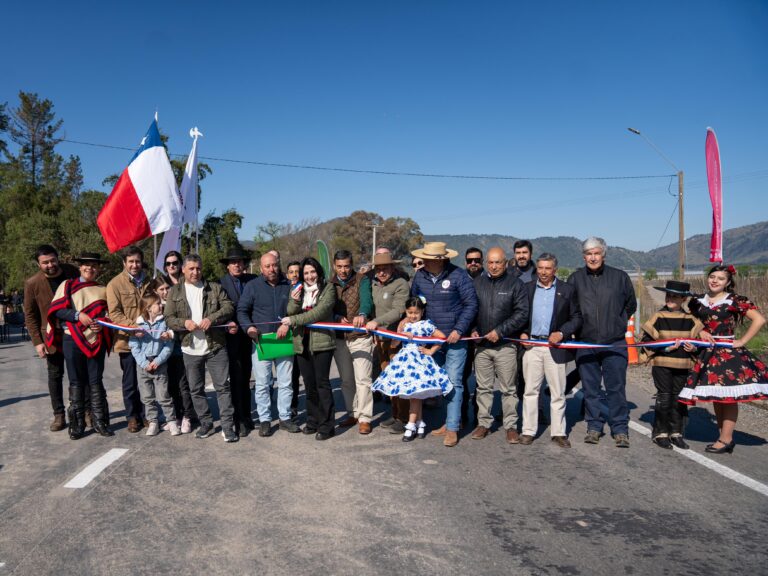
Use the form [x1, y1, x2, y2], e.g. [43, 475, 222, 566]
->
[155, 128, 202, 274]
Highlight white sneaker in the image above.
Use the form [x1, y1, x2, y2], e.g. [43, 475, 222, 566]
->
[145, 422, 160, 436]
[181, 417, 192, 434]
[168, 421, 182, 436]
[162, 421, 171, 431]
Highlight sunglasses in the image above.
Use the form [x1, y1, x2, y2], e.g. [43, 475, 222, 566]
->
[412, 261, 424, 268]
[466, 258, 483, 264]
[165, 260, 180, 267]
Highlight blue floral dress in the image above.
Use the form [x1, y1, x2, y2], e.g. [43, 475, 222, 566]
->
[371, 320, 453, 399]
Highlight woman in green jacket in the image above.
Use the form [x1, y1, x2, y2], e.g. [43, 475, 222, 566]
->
[281, 257, 337, 440]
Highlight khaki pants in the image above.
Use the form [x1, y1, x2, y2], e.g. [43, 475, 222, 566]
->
[334, 336, 374, 423]
[474, 343, 518, 430]
[522, 346, 567, 437]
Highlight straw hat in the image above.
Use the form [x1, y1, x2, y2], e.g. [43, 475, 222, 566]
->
[410, 242, 458, 260]
[372, 253, 402, 267]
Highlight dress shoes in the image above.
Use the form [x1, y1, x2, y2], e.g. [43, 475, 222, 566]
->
[505, 429, 520, 444]
[338, 416, 357, 427]
[302, 426, 318, 435]
[519, 434, 534, 445]
[551, 436, 571, 448]
[315, 430, 335, 441]
[470, 426, 489, 440]
[705, 439, 735, 454]
[358, 422, 372, 435]
[653, 436, 673, 450]
[443, 430, 458, 447]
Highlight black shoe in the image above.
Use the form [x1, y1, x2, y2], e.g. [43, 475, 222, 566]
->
[705, 439, 735, 454]
[222, 428, 239, 443]
[315, 430, 335, 441]
[259, 422, 273, 437]
[669, 436, 690, 450]
[238, 426, 250, 438]
[195, 422, 215, 439]
[653, 436, 673, 450]
[280, 419, 301, 433]
[303, 426, 318, 435]
[380, 416, 396, 428]
[389, 420, 405, 434]
[93, 419, 114, 437]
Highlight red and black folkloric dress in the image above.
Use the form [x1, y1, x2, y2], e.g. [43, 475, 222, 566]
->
[679, 293, 768, 405]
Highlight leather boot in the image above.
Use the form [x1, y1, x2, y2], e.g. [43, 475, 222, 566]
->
[90, 383, 114, 437]
[68, 387, 85, 440]
[50, 413, 67, 432]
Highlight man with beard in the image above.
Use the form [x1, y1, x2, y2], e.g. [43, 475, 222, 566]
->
[24, 245, 79, 431]
[510, 240, 534, 284]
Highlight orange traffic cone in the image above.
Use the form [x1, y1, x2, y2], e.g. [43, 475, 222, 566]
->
[626, 315, 639, 365]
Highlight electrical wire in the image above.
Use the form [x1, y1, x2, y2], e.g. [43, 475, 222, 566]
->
[60, 138, 675, 182]
[653, 199, 679, 251]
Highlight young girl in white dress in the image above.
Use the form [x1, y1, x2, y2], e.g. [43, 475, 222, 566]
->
[371, 297, 453, 441]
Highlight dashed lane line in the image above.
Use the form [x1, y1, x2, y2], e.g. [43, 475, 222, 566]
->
[63, 448, 129, 489]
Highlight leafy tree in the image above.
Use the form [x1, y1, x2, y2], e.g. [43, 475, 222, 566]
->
[332, 210, 423, 264]
[644, 269, 658, 281]
[189, 209, 245, 279]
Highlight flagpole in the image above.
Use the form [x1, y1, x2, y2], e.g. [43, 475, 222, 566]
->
[153, 235, 158, 278]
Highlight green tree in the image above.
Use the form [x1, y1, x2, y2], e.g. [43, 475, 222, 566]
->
[332, 210, 423, 264]
[644, 269, 658, 281]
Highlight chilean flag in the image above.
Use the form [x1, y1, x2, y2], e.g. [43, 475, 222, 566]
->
[97, 119, 181, 252]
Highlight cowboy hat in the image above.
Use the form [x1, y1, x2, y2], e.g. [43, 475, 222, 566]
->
[74, 252, 109, 264]
[219, 247, 252, 264]
[653, 280, 692, 296]
[411, 241, 458, 260]
[372, 253, 402, 267]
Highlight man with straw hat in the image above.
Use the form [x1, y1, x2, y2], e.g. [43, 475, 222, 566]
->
[410, 241, 478, 447]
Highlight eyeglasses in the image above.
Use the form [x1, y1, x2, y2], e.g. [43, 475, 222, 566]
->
[466, 258, 483, 264]
[165, 260, 180, 267]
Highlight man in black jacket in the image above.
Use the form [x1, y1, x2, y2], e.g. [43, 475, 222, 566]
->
[519, 253, 582, 448]
[470, 247, 529, 444]
[219, 248, 257, 436]
[567, 237, 636, 448]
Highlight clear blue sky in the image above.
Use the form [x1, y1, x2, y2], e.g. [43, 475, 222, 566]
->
[4, 0, 767, 252]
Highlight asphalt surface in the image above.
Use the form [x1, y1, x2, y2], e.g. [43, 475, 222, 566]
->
[1, 329, 768, 576]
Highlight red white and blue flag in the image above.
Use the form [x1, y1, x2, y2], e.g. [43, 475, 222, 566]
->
[97, 119, 181, 252]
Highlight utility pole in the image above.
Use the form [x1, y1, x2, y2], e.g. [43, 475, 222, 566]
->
[628, 128, 685, 278]
[367, 223, 383, 264]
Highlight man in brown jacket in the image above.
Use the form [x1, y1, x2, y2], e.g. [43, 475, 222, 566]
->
[106, 245, 152, 432]
[24, 245, 79, 431]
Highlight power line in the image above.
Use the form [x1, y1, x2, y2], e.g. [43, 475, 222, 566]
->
[654, 198, 679, 251]
[60, 138, 675, 182]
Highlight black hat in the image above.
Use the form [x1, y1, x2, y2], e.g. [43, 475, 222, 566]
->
[219, 247, 251, 264]
[74, 252, 109, 264]
[653, 280, 691, 296]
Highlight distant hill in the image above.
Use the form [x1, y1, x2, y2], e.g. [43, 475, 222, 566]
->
[425, 220, 768, 270]
[241, 218, 768, 271]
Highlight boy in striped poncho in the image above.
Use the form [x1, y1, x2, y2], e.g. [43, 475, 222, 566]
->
[641, 280, 703, 450]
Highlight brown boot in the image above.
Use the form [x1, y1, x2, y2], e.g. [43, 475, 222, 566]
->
[127, 417, 140, 433]
[431, 425, 447, 437]
[50, 413, 67, 432]
[506, 429, 520, 444]
[444, 430, 459, 447]
[84, 411, 93, 430]
[471, 426, 489, 440]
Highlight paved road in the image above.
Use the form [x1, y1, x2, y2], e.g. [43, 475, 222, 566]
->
[1, 334, 767, 575]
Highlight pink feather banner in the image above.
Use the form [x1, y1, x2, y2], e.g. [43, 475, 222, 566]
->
[705, 127, 723, 262]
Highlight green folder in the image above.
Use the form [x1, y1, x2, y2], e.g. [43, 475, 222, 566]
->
[255, 330, 295, 361]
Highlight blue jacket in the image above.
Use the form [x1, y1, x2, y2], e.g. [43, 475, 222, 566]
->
[128, 315, 173, 369]
[237, 275, 291, 334]
[410, 263, 478, 336]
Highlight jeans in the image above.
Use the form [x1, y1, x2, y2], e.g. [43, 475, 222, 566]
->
[46, 350, 66, 414]
[252, 355, 294, 422]
[119, 352, 144, 421]
[167, 353, 197, 420]
[434, 341, 468, 432]
[183, 348, 234, 429]
[576, 343, 629, 435]
[137, 363, 175, 423]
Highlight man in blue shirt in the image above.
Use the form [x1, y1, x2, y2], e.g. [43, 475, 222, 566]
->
[410, 242, 478, 447]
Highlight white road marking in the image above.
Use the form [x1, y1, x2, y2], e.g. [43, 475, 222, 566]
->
[64, 448, 129, 489]
[628, 421, 768, 498]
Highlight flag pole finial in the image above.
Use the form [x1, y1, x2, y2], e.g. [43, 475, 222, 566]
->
[190, 127, 203, 139]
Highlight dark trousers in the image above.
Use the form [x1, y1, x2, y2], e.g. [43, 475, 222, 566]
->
[576, 343, 629, 435]
[46, 351, 66, 415]
[62, 336, 107, 422]
[461, 341, 478, 425]
[167, 353, 197, 421]
[291, 355, 301, 415]
[297, 348, 335, 435]
[652, 366, 689, 437]
[119, 352, 144, 421]
[227, 333, 254, 430]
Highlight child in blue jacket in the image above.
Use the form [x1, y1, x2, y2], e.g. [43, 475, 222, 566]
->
[129, 294, 176, 436]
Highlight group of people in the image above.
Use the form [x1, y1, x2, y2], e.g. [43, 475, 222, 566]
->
[22, 235, 768, 451]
